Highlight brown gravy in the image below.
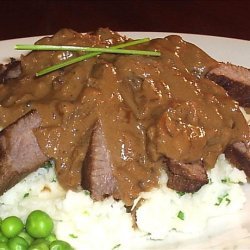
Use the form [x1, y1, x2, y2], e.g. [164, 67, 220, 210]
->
[0, 28, 248, 204]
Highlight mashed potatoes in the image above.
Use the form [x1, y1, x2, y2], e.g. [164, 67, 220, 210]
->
[0, 155, 247, 250]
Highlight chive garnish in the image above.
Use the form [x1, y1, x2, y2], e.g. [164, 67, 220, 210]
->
[112, 244, 121, 249]
[15, 44, 160, 56]
[215, 193, 231, 206]
[177, 210, 185, 220]
[84, 190, 90, 196]
[23, 193, 29, 198]
[15, 38, 161, 77]
[177, 191, 186, 197]
[69, 234, 78, 239]
[221, 177, 243, 185]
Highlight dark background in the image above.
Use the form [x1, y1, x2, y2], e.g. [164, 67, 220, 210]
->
[0, 0, 249, 41]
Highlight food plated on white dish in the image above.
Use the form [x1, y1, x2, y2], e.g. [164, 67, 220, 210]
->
[0, 29, 249, 250]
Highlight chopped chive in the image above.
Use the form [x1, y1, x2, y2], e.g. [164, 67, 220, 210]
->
[84, 190, 90, 196]
[221, 177, 236, 184]
[177, 210, 185, 220]
[51, 178, 57, 183]
[15, 44, 160, 56]
[221, 178, 230, 183]
[215, 197, 223, 206]
[215, 193, 230, 206]
[83, 210, 90, 216]
[221, 177, 243, 185]
[23, 193, 29, 198]
[42, 160, 54, 169]
[177, 191, 185, 197]
[15, 38, 158, 77]
[69, 234, 78, 239]
[225, 197, 231, 205]
[112, 244, 121, 249]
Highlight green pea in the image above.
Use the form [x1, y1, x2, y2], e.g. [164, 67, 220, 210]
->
[8, 236, 29, 250]
[18, 231, 34, 245]
[0, 232, 8, 243]
[49, 240, 73, 250]
[0, 242, 8, 250]
[44, 233, 57, 243]
[1, 216, 24, 238]
[28, 239, 49, 250]
[25, 211, 53, 238]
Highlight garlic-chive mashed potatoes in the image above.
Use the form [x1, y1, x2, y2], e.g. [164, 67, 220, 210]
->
[0, 154, 247, 250]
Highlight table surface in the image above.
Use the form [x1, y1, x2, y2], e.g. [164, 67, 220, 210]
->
[0, 0, 249, 41]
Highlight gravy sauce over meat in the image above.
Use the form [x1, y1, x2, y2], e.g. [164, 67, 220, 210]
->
[0, 28, 248, 205]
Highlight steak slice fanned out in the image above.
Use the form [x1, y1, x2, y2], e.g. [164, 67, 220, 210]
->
[0, 110, 48, 195]
[164, 159, 209, 193]
[81, 121, 118, 200]
[206, 63, 250, 107]
[0, 58, 21, 83]
[225, 141, 250, 177]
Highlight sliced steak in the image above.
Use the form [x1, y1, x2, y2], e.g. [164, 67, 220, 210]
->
[225, 141, 250, 177]
[0, 110, 48, 195]
[164, 159, 208, 193]
[206, 63, 250, 107]
[81, 121, 118, 200]
[0, 58, 21, 83]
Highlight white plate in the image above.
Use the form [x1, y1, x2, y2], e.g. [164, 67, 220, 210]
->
[0, 32, 249, 249]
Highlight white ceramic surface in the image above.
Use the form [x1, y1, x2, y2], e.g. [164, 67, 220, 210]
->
[0, 32, 249, 250]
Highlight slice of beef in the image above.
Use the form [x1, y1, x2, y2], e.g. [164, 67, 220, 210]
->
[225, 141, 250, 177]
[164, 158, 208, 193]
[0, 58, 21, 83]
[0, 110, 48, 195]
[206, 63, 250, 107]
[81, 121, 118, 200]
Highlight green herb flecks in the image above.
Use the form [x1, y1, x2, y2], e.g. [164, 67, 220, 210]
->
[42, 159, 55, 170]
[112, 243, 121, 249]
[15, 38, 161, 77]
[23, 193, 29, 198]
[215, 193, 231, 206]
[69, 234, 78, 239]
[221, 177, 243, 185]
[84, 190, 90, 196]
[221, 178, 230, 183]
[177, 210, 185, 220]
[82, 210, 90, 216]
[51, 178, 57, 183]
[177, 191, 186, 197]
